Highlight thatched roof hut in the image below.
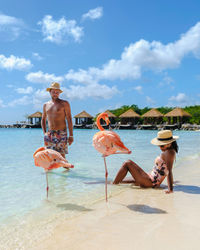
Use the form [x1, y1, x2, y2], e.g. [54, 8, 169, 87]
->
[119, 109, 140, 126]
[164, 107, 191, 126]
[142, 108, 163, 125]
[104, 110, 116, 118]
[74, 110, 93, 126]
[164, 107, 191, 118]
[28, 111, 42, 126]
[119, 109, 140, 118]
[74, 110, 93, 119]
[28, 111, 42, 118]
[142, 108, 163, 118]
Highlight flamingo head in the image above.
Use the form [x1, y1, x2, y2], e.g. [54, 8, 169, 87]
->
[97, 112, 110, 125]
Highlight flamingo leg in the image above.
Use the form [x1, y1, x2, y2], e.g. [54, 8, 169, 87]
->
[103, 157, 108, 202]
[45, 170, 49, 199]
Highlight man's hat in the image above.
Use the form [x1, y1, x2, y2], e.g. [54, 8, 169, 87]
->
[46, 82, 63, 93]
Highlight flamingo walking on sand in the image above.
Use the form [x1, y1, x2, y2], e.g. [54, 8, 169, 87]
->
[33, 147, 74, 198]
[93, 112, 131, 201]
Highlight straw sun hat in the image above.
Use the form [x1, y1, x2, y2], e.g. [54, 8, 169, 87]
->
[46, 82, 63, 93]
[151, 130, 179, 146]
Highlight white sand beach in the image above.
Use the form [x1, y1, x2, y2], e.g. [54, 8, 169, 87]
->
[32, 156, 200, 250]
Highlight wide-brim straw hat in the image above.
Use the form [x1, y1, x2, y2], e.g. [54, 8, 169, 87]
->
[151, 130, 179, 146]
[46, 82, 63, 93]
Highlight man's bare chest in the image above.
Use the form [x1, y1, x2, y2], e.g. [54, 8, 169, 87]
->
[46, 104, 65, 115]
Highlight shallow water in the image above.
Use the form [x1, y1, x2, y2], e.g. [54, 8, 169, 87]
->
[0, 128, 200, 249]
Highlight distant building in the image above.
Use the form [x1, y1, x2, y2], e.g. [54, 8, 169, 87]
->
[28, 111, 42, 127]
[142, 108, 163, 125]
[164, 107, 191, 127]
[119, 109, 140, 128]
[74, 110, 93, 128]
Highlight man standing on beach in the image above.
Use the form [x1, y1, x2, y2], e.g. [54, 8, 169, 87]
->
[41, 82, 73, 162]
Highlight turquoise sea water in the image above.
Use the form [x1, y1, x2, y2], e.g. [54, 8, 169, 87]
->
[0, 128, 200, 248]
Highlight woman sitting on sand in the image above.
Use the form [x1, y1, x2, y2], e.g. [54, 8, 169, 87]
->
[113, 130, 179, 194]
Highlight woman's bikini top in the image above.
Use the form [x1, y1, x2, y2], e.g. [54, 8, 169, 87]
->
[149, 156, 169, 187]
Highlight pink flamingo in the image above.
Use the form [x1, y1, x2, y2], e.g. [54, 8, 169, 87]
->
[33, 147, 74, 198]
[93, 112, 131, 201]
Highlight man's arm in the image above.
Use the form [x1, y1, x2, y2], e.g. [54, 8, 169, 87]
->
[64, 101, 73, 145]
[41, 104, 47, 134]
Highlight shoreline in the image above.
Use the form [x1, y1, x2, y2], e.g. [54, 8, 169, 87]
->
[31, 156, 200, 250]
[0, 125, 200, 131]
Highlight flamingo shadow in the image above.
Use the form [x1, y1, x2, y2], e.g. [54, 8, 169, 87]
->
[127, 204, 167, 214]
[57, 203, 93, 212]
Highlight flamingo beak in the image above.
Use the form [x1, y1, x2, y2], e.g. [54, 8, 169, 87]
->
[105, 117, 110, 125]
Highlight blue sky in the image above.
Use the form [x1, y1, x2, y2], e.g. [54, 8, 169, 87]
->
[1, 0, 200, 124]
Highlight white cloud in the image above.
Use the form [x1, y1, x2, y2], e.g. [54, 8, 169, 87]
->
[7, 96, 31, 107]
[134, 85, 143, 93]
[146, 96, 155, 106]
[65, 69, 98, 84]
[65, 22, 200, 83]
[82, 7, 103, 21]
[32, 89, 50, 109]
[32, 52, 43, 61]
[0, 99, 5, 108]
[61, 83, 118, 100]
[0, 54, 32, 70]
[0, 13, 25, 40]
[38, 15, 84, 44]
[159, 74, 174, 89]
[168, 93, 189, 106]
[160, 75, 174, 85]
[27, 22, 200, 106]
[26, 71, 64, 84]
[15, 86, 33, 94]
[31, 82, 118, 108]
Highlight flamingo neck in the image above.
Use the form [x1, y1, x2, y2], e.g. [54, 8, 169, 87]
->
[96, 117, 104, 131]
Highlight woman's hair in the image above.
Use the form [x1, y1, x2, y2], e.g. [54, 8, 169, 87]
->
[170, 141, 179, 153]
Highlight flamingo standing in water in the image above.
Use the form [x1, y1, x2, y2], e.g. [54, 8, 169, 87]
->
[93, 112, 131, 201]
[33, 147, 74, 198]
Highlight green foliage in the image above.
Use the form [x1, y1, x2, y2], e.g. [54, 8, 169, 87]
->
[184, 106, 200, 124]
[157, 107, 173, 114]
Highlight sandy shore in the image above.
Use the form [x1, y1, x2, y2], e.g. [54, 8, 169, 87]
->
[33, 157, 200, 250]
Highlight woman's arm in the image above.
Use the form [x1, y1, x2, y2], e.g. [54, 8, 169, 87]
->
[162, 150, 175, 194]
[166, 169, 173, 194]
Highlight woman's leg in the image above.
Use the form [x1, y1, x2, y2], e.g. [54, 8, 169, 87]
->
[113, 160, 153, 187]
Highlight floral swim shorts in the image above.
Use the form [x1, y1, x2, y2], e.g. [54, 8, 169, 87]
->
[44, 130, 68, 155]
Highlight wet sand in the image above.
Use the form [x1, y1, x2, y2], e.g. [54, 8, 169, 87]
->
[32, 156, 200, 250]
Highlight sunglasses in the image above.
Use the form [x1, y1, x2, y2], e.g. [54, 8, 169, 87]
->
[159, 145, 165, 148]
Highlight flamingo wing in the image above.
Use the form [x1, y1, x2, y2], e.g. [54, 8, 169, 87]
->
[93, 130, 131, 156]
[104, 131, 130, 153]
